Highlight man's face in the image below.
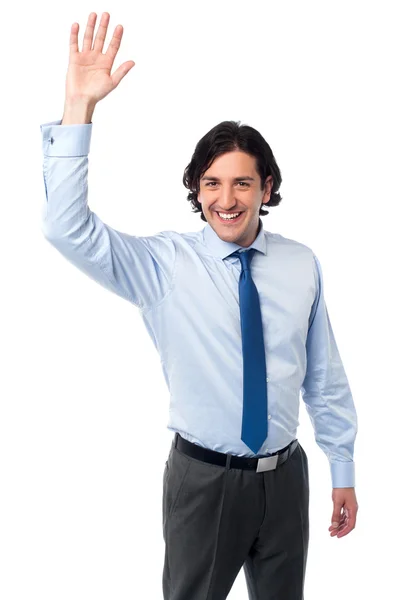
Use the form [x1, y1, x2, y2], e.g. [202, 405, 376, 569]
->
[197, 151, 273, 248]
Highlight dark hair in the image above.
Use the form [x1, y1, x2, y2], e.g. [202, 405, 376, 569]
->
[183, 120, 283, 222]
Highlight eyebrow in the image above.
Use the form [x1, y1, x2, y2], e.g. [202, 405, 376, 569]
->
[201, 176, 255, 182]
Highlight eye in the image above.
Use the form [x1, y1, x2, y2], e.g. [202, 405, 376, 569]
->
[204, 181, 250, 187]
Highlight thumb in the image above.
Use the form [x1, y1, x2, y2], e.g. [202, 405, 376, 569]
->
[111, 61, 136, 90]
[331, 502, 342, 527]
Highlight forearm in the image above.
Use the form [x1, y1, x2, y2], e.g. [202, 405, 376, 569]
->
[304, 388, 357, 487]
[40, 118, 93, 239]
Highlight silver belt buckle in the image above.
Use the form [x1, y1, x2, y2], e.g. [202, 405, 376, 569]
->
[256, 454, 278, 473]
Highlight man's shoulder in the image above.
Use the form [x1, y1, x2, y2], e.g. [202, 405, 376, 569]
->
[156, 228, 202, 246]
[264, 229, 315, 257]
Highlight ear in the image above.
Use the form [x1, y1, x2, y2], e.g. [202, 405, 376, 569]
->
[262, 175, 273, 203]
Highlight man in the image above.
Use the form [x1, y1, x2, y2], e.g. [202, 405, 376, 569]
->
[40, 11, 358, 600]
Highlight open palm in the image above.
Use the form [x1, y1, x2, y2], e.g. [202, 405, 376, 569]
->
[65, 12, 135, 104]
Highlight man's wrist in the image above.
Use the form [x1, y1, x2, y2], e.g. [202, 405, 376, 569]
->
[61, 97, 96, 125]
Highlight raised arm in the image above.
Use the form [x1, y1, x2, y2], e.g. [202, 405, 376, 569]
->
[40, 12, 176, 310]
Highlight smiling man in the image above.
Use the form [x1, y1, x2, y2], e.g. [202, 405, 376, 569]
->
[40, 11, 358, 600]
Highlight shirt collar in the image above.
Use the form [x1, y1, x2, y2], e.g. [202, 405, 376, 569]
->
[202, 218, 267, 259]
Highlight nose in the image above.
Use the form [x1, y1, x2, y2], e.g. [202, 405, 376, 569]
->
[218, 186, 238, 210]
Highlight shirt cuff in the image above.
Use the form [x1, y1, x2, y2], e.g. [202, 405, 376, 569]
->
[330, 460, 355, 488]
[40, 119, 92, 157]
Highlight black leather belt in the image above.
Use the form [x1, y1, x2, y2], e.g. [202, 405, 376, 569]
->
[174, 433, 299, 473]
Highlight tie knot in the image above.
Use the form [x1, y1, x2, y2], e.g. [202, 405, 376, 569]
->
[231, 248, 256, 271]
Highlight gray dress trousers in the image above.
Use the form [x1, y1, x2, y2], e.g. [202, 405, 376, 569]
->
[162, 434, 309, 600]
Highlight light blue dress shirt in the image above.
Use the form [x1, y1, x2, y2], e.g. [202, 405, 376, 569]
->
[39, 119, 358, 488]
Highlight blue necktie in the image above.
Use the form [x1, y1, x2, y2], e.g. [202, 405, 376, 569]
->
[231, 248, 268, 454]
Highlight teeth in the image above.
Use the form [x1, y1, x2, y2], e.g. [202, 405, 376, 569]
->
[218, 212, 240, 220]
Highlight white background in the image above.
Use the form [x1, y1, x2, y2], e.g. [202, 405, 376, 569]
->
[1, 0, 398, 598]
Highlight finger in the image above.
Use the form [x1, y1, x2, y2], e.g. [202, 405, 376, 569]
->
[69, 22, 79, 55]
[337, 522, 353, 538]
[93, 12, 111, 53]
[331, 523, 346, 536]
[337, 512, 356, 538]
[111, 61, 136, 89]
[331, 504, 343, 528]
[331, 513, 356, 538]
[330, 520, 346, 536]
[329, 513, 347, 533]
[82, 12, 97, 52]
[329, 518, 345, 531]
[105, 25, 124, 63]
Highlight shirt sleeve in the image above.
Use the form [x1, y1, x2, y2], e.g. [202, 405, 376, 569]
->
[300, 254, 358, 488]
[39, 119, 176, 311]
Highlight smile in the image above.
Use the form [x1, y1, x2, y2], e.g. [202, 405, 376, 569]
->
[216, 211, 244, 224]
